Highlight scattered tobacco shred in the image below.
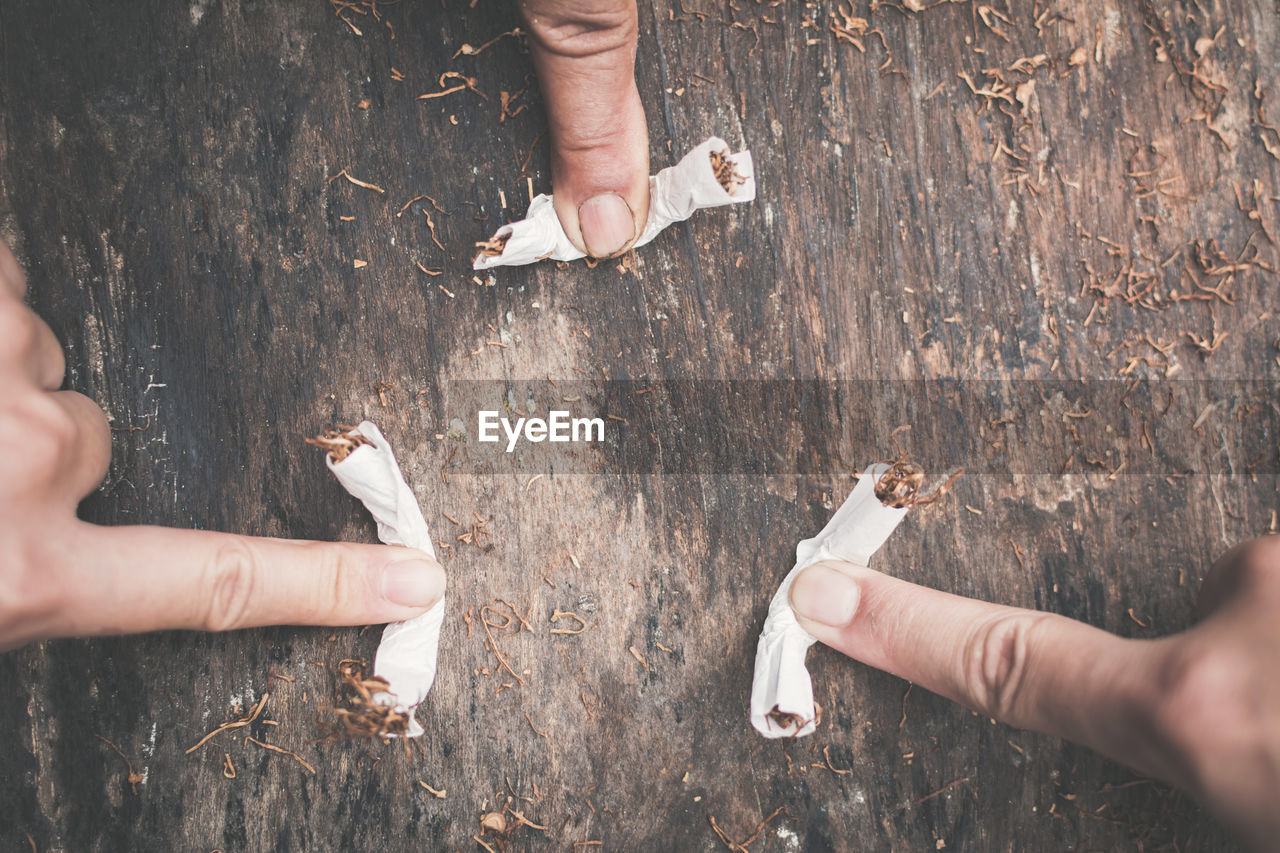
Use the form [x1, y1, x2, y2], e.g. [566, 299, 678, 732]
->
[872, 459, 964, 509]
[708, 806, 787, 853]
[327, 168, 386, 194]
[474, 801, 547, 852]
[474, 233, 510, 262]
[764, 700, 821, 737]
[874, 460, 925, 508]
[764, 706, 806, 732]
[95, 734, 145, 794]
[186, 692, 271, 754]
[322, 658, 410, 741]
[709, 148, 748, 194]
[306, 425, 370, 463]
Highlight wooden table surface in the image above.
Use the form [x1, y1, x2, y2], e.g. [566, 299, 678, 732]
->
[2, 0, 1276, 850]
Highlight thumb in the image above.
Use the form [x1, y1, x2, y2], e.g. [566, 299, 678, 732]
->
[518, 0, 650, 258]
[49, 523, 445, 637]
[790, 560, 1170, 778]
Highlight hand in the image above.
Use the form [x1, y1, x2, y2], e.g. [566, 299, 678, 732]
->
[516, 0, 649, 258]
[790, 535, 1280, 852]
[0, 239, 445, 651]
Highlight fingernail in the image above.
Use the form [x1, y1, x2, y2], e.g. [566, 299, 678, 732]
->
[791, 564, 860, 627]
[578, 193, 636, 258]
[381, 559, 444, 608]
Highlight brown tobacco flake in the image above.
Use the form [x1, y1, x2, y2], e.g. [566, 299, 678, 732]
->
[417, 72, 486, 102]
[419, 780, 447, 798]
[873, 460, 963, 509]
[822, 745, 852, 775]
[109, 414, 152, 432]
[549, 609, 587, 635]
[480, 605, 526, 685]
[306, 425, 371, 463]
[913, 776, 971, 806]
[94, 734, 145, 794]
[709, 148, 748, 194]
[456, 515, 493, 551]
[476, 803, 547, 852]
[452, 27, 523, 58]
[327, 168, 386, 194]
[186, 692, 271, 754]
[497, 598, 534, 633]
[524, 712, 549, 738]
[474, 233, 510, 263]
[246, 735, 316, 775]
[874, 460, 925, 508]
[764, 703, 820, 736]
[629, 645, 651, 670]
[976, 5, 1012, 41]
[708, 806, 787, 853]
[499, 80, 534, 123]
[397, 193, 450, 218]
[765, 707, 804, 731]
[323, 658, 411, 741]
[829, 4, 868, 50]
[222, 752, 236, 778]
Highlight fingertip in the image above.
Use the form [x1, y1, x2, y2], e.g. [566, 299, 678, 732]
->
[0, 238, 27, 298]
[790, 561, 861, 629]
[379, 550, 446, 611]
[578, 192, 638, 257]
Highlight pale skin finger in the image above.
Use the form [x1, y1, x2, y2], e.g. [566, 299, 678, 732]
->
[517, 0, 650, 257]
[46, 389, 112, 501]
[789, 560, 1176, 780]
[0, 237, 27, 296]
[0, 235, 450, 652]
[0, 299, 67, 391]
[20, 523, 446, 645]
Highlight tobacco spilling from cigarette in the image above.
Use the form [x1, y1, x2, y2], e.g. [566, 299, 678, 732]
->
[305, 425, 371, 463]
[322, 658, 411, 741]
[710, 147, 748, 194]
[473, 233, 511, 262]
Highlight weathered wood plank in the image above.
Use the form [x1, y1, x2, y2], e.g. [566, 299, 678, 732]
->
[1, 0, 1275, 850]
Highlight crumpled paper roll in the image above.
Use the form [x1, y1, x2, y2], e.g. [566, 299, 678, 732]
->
[472, 136, 755, 269]
[325, 421, 443, 738]
[750, 463, 910, 739]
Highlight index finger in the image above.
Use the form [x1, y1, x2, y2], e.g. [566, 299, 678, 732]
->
[0, 237, 27, 298]
[790, 560, 1170, 776]
[36, 522, 446, 641]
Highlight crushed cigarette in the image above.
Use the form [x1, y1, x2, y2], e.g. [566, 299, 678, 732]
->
[472, 136, 755, 268]
[311, 421, 445, 738]
[750, 463, 914, 739]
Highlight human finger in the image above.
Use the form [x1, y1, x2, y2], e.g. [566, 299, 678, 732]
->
[790, 560, 1169, 775]
[0, 238, 27, 298]
[517, 0, 650, 257]
[0, 300, 66, 390]
[42, 524, 446, 638]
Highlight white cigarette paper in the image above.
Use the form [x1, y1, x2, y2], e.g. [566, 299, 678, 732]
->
[324, 421, 442, 738]
[472, 136, 755, 269]
[750, 463, 910, 739]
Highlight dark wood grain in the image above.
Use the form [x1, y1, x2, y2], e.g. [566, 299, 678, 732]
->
[1, 0, 1276, 850]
